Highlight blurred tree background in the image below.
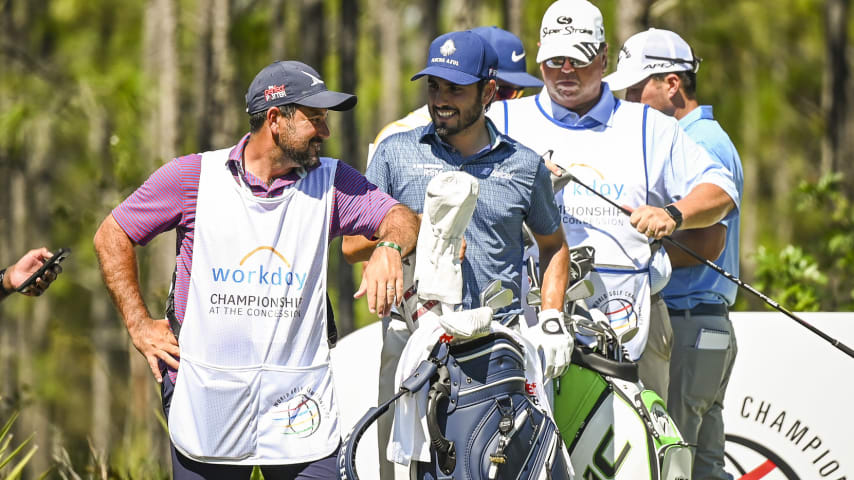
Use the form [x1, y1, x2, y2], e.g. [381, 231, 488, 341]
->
[0, 0, 851, 477]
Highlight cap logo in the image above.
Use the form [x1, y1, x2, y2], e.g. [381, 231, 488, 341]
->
[575, 42, 600, 61]
[440, 39, 456, 57]
[264, 84, 287, 102]
[620, 45, 631, 59]
[556, 16, 572, 25]
[511, 50, 525, 62]
[300, 71, 325, 86]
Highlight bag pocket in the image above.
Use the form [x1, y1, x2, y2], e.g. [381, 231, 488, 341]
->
[168, 358, 260, 461]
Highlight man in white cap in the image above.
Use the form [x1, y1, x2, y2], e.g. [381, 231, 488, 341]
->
[606, 28, 743, 480]
[487, 0, 739, 403]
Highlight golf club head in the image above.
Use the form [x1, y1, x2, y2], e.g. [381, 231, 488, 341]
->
[485, 288, 513, 311]
[526, 287, 542, 307]
[589, 308, 617, 337]
[573, 317, 606, 336]
[564, 279, 594, 303]
[551, 166, 573, 193]
[569, 245, 595, 283]
[619, 325, 639, 344]
[479, 279, 503, 307]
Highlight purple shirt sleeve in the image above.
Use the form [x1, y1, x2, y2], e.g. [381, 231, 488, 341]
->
[112, 154, 201, 245]
[330, 161, 399, 239]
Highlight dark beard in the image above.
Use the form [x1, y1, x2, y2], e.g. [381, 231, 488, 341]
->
[282, 140, 321, 169]
[431, 99, 483, 139]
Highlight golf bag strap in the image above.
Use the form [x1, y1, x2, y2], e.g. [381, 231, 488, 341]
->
[571, 345, 639, 382]
[339, 356, 441, 480]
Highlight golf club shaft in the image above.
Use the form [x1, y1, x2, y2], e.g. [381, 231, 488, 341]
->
[566, 174, 854, 359]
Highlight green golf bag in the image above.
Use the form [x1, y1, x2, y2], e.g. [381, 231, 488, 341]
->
[553, 345, 693, 480]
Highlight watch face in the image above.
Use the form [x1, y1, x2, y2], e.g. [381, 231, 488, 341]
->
[665, 205, 683, 226]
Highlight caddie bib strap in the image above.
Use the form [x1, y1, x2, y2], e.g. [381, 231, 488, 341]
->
[168, 148, 340, 465]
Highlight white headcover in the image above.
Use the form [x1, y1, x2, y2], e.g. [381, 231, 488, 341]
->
[414, 171, 479, 305]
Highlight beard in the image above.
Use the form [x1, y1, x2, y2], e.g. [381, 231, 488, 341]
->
[278, 128, 322, 169]
[430, 96, 483, 139]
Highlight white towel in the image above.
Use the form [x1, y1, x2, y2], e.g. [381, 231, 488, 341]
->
[414, 172, 479, 305]
[387, 318, 552, 466]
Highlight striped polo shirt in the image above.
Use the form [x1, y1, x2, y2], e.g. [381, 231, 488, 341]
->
[113, 133, 398, 336]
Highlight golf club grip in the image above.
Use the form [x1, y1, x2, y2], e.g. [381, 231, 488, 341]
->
[566, 174, 854, 360]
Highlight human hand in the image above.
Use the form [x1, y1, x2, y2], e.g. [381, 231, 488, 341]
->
[627, 205, 677, 240]
[525, 309, 573, 379]
[128, 317, 180, 383]
[355, 244, 403, 317]
[6, 247, 62, 296]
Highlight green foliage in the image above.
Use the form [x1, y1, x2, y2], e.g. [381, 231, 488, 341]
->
[753, 245, 826, 311]
[752, 172, 854, 311]
[0, 412, 38, 479]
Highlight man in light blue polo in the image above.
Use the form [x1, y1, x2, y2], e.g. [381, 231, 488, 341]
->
[343, 29, 573, 476]
[605, 28, 743, 480]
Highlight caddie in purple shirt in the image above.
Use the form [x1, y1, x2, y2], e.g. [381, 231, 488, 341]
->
[94, 60, 418, 479]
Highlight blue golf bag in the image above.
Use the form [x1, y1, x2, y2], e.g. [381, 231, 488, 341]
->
[339, 332, 572, 480]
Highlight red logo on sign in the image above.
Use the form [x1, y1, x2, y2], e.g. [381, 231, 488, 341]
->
[264, 84, 287, 101]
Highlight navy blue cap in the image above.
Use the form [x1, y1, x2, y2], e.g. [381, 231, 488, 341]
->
[471, 26, 543, 88]
[245, 60, 356, 114]
[411, 31, 498, 85]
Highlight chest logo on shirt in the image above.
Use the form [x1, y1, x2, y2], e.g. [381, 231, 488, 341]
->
[211, 246, 307, 289]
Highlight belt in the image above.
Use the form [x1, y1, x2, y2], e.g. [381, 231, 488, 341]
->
[668, 302, 728, 317]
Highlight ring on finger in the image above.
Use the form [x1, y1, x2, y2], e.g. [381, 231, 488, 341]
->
[386, 285, 395, 291]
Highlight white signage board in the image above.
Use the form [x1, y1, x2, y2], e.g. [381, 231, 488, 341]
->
[723, 312, 853, 479]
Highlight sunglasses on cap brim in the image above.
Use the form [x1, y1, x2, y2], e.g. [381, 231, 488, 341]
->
[544, 56, 597, 69]
[644, 54, 703, 73]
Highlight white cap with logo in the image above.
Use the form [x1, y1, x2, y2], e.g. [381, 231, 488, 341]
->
[603, 28, 701, 91]
[536, 0, 606, 64]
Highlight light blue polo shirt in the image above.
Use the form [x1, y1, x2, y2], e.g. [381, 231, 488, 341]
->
[367, 118, 562, 314]
[663, 105, 744, 309]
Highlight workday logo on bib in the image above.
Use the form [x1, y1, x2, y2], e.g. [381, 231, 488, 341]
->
[211, 246, 307, 290]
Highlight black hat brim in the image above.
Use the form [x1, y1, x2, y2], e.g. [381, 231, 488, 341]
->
[298, 90, 357, 111]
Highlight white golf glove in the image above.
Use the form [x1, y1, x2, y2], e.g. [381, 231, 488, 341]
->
[437, 307, 493, 340]
[527, 309, 573, 379]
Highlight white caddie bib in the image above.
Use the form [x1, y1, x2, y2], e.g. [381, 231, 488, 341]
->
[168, 148, 340, 465]
[499, 93, 654, 360]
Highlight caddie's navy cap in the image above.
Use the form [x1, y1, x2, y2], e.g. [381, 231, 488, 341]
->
[245, 60, 356, 114]
[471, 26, 543, 88]
[411, 30, 498, 85]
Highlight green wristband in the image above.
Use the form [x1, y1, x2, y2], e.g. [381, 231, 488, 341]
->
[376, 241, 402, 254]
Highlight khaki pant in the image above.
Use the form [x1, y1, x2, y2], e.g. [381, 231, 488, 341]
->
[637, 294, 673, 401]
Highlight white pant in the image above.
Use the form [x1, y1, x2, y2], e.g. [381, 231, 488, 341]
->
[377, 317, 413, 480]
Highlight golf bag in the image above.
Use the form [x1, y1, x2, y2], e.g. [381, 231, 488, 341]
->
[338, 332, 572, 480]
[552, 343, 693, 480]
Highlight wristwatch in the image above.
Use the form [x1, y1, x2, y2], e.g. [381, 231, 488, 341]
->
[663, 204, 683, 230]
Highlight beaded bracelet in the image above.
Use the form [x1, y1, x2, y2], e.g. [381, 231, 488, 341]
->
[376, 241, 402, 254]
